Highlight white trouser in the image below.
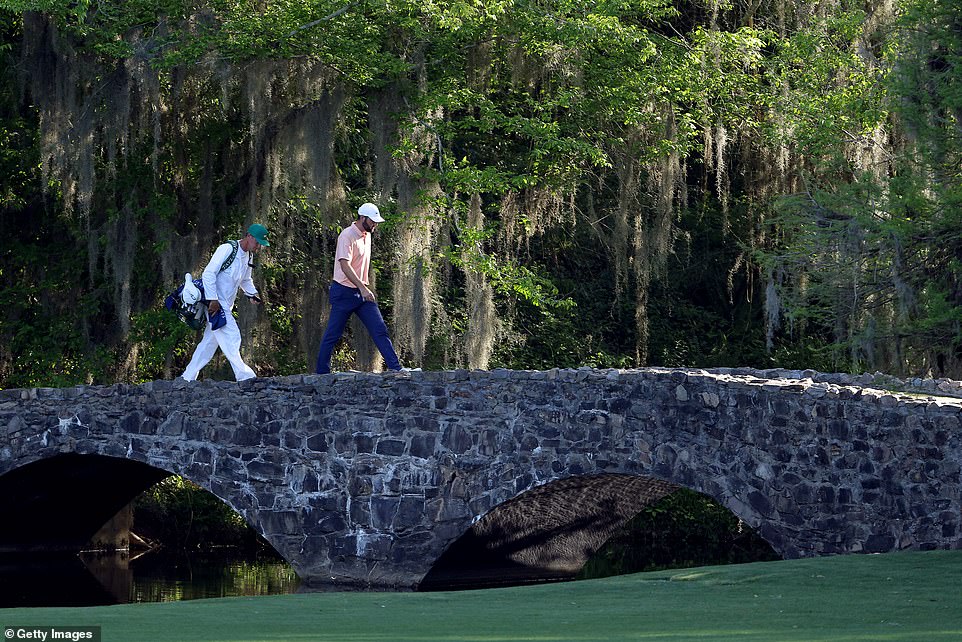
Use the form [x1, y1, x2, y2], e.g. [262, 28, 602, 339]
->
[181, 311, 256, 381]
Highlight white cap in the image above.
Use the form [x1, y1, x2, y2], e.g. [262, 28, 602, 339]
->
[358, 202, 385, 223]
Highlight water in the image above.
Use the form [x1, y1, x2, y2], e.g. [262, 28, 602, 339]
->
[0, 549, 300, 608]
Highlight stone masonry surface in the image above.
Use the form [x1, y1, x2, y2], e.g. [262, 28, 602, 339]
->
[1, 367, 961, 588]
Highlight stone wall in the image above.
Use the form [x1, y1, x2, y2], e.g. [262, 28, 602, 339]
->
[2, 367, 961, 588]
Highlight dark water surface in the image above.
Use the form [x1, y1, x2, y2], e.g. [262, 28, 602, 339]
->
[0, 549, 300, 608]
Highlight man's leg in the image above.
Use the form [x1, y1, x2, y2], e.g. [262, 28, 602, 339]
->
[215, 313, 257, 381]
[181, 325, 219, 381]
[315, 283, 359, 374]
[356, 300, 402, 371]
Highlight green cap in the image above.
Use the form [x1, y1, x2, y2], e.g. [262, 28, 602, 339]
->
[248, 223, 270, 246]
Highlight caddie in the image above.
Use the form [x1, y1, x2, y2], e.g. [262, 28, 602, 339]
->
[181, 223, 269, 382]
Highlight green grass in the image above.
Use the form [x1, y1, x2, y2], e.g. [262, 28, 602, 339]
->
[3, 550, 962, 641]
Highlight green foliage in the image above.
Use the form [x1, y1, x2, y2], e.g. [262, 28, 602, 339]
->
[578, 489, 778, 579]
[262, 302, 309, 376]
[129, 309, 195, 383]
[0, 228, 113, 388]
[397, 0, 704, 196]
[1, 0, 962, 385]
[495, 302, 634, 370]
[133, 475, 270, 552]
[764, 8, 889, 162]
[0, 117, 36, 210]
[447, 225, 575, 310]
[751, 0, 962, 377]
[0, 14, 36, 211]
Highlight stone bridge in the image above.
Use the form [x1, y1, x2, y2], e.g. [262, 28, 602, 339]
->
[1, 367, 961, 589]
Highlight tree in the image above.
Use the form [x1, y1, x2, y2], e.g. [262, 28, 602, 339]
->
[1, 0, 959, 387]
[759, 0, 962, 377]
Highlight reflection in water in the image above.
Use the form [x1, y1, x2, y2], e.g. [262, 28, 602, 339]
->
[0, 553, 119, 608]
[125, 549, 300, 603]
[0, 549, 300, 608]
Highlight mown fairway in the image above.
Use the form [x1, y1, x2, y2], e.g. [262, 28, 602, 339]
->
[3, 550, 961, 641]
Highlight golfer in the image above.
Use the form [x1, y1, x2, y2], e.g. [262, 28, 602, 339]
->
[315, 203, 406, 374]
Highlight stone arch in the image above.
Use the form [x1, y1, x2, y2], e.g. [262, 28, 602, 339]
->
[0, 452, 291, 569]
[0, 453, 170, 553]
[422, 473, 747, 589]
[419, 465, 787, 590]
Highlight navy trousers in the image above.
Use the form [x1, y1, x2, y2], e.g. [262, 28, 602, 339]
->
[315, 282, 401, 374]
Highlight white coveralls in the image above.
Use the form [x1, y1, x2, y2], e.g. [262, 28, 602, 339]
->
[181, 241, 259, 381]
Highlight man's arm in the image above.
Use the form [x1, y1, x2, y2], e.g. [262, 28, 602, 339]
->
[240, 264, 259, 302]
[339, 258, 375, 302]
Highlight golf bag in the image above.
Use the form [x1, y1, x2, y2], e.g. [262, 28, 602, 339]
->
[163, 240, 239, 331]
[165, 274, 211, 331]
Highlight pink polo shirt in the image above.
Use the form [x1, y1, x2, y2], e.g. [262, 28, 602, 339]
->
[332, 222, 371, 287]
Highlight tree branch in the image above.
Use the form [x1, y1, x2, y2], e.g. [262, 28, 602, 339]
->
[284, 2, 359, 40]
